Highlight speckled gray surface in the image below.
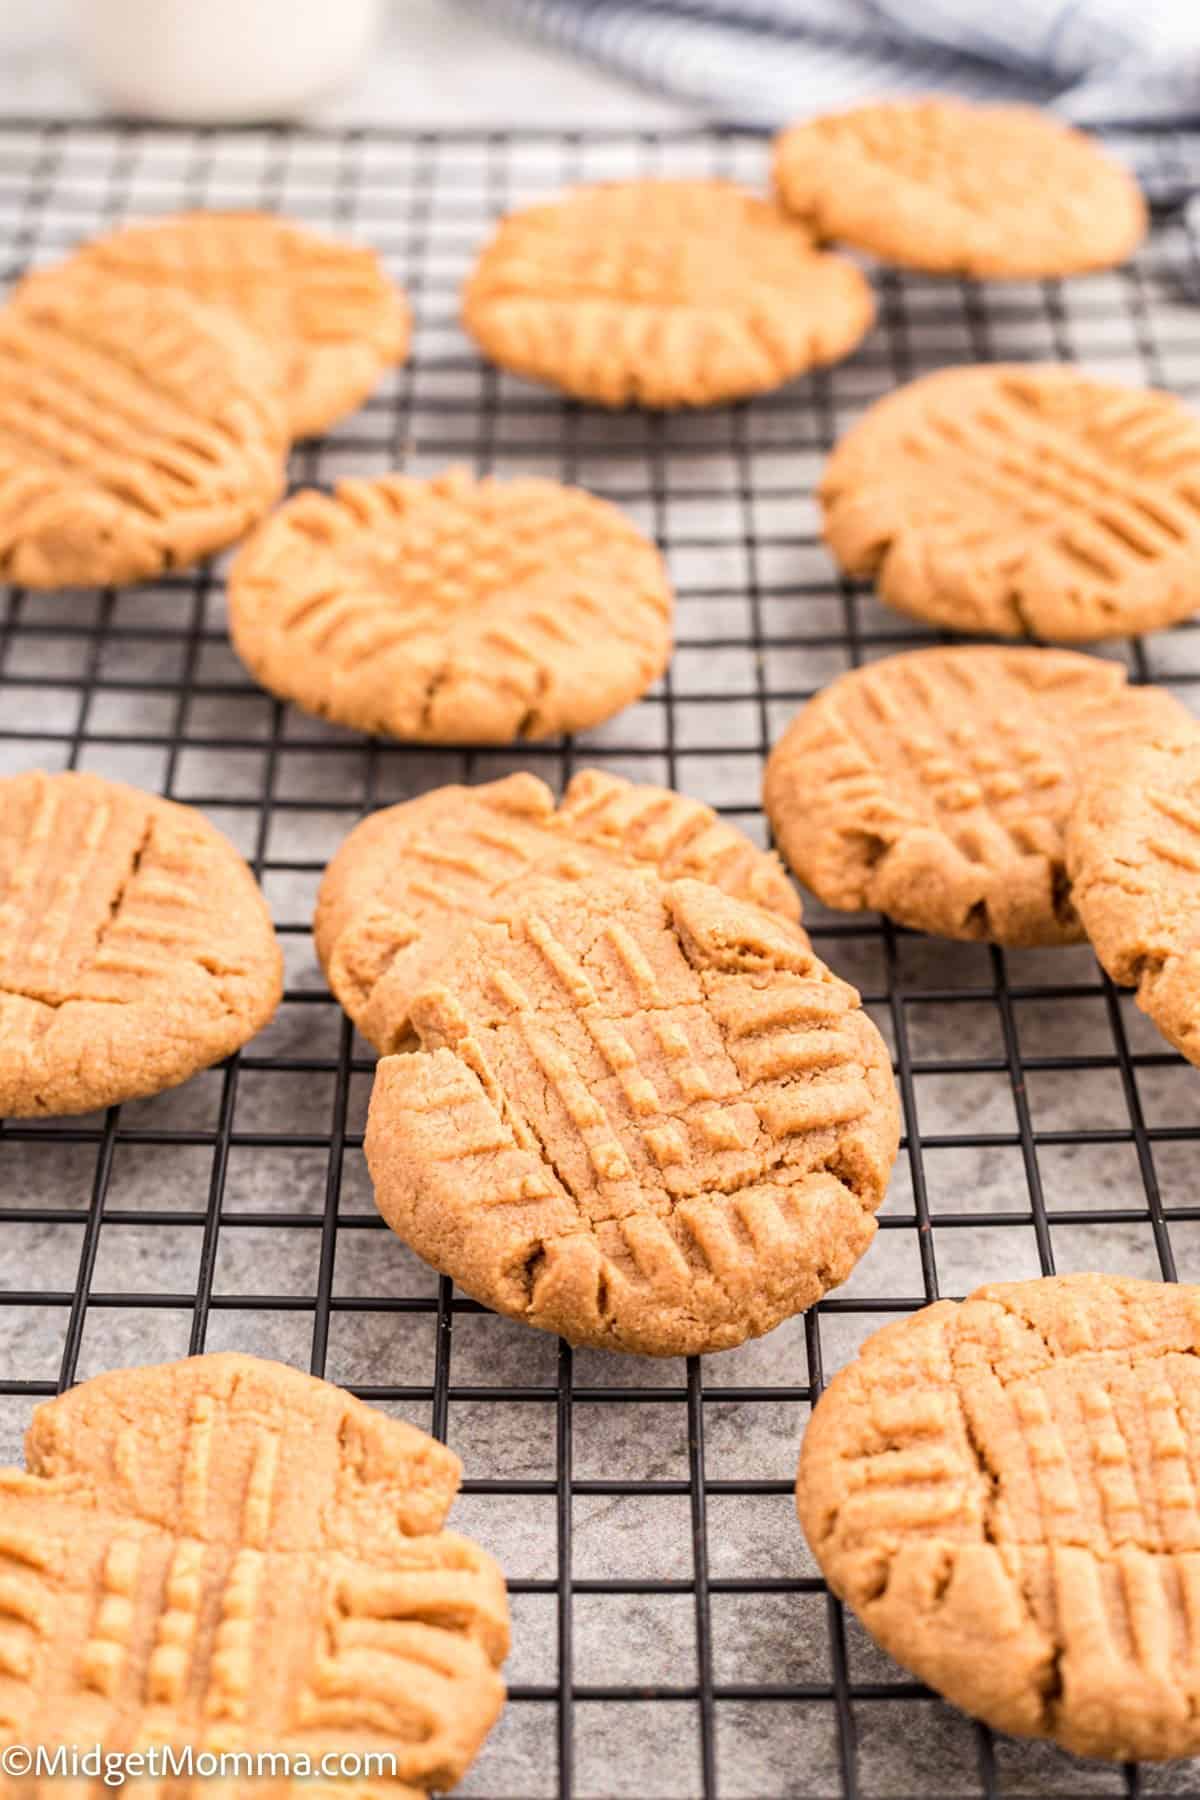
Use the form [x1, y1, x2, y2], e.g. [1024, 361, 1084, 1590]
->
[3, 122, 1200, 1800]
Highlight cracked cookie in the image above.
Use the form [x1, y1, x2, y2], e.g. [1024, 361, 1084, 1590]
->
[0, 770, 282, 1116]
[797, 1273, 1200, 1760]
[462, 178, 875, 408]
[228, 468, 674, 743]
[316, 768, 802, 1053]
[774, 99, 1146, 277]
[0, 278, 285, 588]
[21, 212, 410, 440]
[763, 646, 1188, 947]
[365, 871, 898, 1356]
[2, 1351, 508, 1795]
[1068, 725, 1200, 1065]
[819, 363, 1200, 641]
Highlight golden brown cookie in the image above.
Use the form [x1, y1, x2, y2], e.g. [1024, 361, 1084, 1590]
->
[229, 468, 674, 743]
[2, 1351, 508, 1795]
[820, 364, 1200, 642]
[763, 646, 1188, 947]
[797, 1273, 1200, 1761]
[365, 871, 899, 1356]
[0, 278, 285, 588]
[774, 99, 1146, 277]
[23, 212, 410, 439]
[0, 770, 282, 1116]
[316, 768, 802, 1053]
[1068, 725, 1200, 1065]
[462, 178, 875, 408]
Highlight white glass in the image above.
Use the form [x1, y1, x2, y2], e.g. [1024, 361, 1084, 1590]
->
[73, 0, 381, 123]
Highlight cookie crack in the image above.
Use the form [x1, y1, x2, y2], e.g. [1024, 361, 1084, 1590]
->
[514, 663, 552, 742]
[518, 1241, 546, 1308]
[2, 812, 155, 1010]
[1129, 948, 1170, 989]
[1006, 582, 1038, 636]
[945, 1337, 1065, 1730]
[417, 657, 453, 736]
[953, 1378, 1002, 1551]
[91, 813, 154, 964]
[0, 983, 130, 1012]
[522, 1070, 589, 1210]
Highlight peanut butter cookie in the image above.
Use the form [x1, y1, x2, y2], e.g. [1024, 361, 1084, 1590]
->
[798, 1274, 1200, 1760]
[229, 469, 674, 743]
[3, 1351, 508, 1795]
[1068, 725, 1200, 1065]
[0, 770, 282, 1116]
[764, 646, 1188, 946]
[774, 99, 1146, 277]
[365, 872, 899, 1356]
[462, 178, 875, 408]
[317, 769, 802, 1053]
[0, 279, 285, 588]
[820, 364, 1200, 641]
[24, 212, 410, 439]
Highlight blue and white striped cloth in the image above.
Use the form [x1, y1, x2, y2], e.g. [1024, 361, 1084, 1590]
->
[482, 0, 1200, 198]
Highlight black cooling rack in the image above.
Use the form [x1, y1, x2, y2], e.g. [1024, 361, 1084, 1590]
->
[4, 118, 1200, 1800]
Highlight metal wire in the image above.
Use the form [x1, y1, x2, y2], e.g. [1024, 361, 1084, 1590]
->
[2, 118, 1200, 1798]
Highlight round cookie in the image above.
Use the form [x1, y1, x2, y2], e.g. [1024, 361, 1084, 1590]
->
[0, 279, 285, 588]
[773, 99, 1146, 277]
[820, 364, 1200, 642]
[1068, 726, 1200, 1064]
[798, 1273, 1200, 1761]
[317, 768, 802, 1052]
[0, 770, 282, 1115]
[365, 871, 899, 1356]
[229, 468, 674, 743]
[9, 1352, 509, 1795]
[462, 178, 875, 408]
[24, 212, 410, 439]
[763, 646, 1189, 947]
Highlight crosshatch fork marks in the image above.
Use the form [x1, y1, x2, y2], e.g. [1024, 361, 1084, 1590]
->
[315, 767, 801, 1054]
[798, 1275, 1200, 1762]
[772, 101, 1147, 278]
[227, 467, 673, 745]
[1, 1354, 509, 1795]
[0, 770, 282, 1115]
[0, 278, 285, 588]
[461, 177, 876, 408]
[820, 363, 1200, 640]
[366, 872, 900, 1356]
[25, 209, 411, 440]
[1067, 731, 1200, 1069]
[0, 770, 152, 1006]
[764, 645, 1190, 947]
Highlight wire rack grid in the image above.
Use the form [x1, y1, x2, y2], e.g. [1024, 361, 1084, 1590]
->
[3, 117, 1200, 1800]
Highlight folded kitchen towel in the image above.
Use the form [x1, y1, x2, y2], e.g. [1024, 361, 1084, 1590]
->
[479, 0, 1200, 199]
